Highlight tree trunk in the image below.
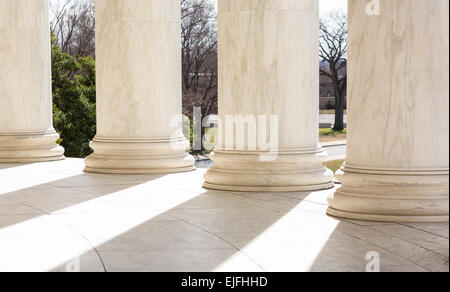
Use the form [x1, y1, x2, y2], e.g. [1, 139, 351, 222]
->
[333, 92, 345, 131]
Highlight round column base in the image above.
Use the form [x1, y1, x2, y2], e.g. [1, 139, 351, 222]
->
[0, 130, 65, 163]
[327, 164, 449, 223]
[203, 147, 334, 192]
[327, 207, 449, 223]
[84, 137, 195, 174]
[203, 181, 334, 193]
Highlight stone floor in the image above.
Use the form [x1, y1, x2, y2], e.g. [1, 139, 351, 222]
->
[0, 159, 448, 272]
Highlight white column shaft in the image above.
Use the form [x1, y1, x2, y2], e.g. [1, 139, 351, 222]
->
[328, 0, 449, 222]
[84, 0, 193, 173]
[0, 0, 64, 162]
[204, 0, 333, 192]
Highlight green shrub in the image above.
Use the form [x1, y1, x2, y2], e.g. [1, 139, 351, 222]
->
[51, 35, 96, 158]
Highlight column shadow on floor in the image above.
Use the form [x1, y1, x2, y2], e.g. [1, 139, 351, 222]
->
[1, 163, 448, 272]
[49, 188, 309, 272]
[51, 185, 449, 272]
[40, 175, 347, 272]
[0, 167, 167, 229]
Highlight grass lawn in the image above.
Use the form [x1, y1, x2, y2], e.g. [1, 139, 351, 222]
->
[319, 128, 347, 143]
[324, 159, 345, 174]
[319, 110, 348, 115]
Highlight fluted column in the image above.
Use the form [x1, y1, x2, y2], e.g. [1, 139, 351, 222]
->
[328, 0, 449, 222]
[204, 0, 333, 192]
[84, 0, 194, 174]
[0, 0, 64, 162]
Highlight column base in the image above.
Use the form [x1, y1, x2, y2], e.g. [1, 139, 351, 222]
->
[327, 164, 449, 223]
[327, 208, 449, 223]
[0, 130, 65, 163]
[84, 137, 195, 174]
[203, 147, 334, 192]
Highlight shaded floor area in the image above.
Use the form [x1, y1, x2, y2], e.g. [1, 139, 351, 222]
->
[0, 159, 448, 272]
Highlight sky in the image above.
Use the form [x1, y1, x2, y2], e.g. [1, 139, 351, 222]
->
[320, 0, 347, 16]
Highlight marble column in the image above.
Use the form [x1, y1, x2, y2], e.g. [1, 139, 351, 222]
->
[203, 0, 334, 192]
[0, 0, 64, 162]
[328, 0, 449, 222]
[84, 0, 194, 174]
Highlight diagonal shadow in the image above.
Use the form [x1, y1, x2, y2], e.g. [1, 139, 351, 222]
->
[4, 163, 446, 272]
[1, 161, 313, 272]
[47, 184, 327, 272]
[307, 219, 450, 272]
[51, 183, 449, 272]
[0, 167, 167, 229]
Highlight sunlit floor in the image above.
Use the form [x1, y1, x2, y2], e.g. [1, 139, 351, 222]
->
[0, 159, 448, 272]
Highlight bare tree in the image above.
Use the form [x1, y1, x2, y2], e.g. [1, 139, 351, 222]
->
[319, 11, 347, 131]
[181, 0, 218, 152]
[181, 0, 218, 121]
[50, 0, 95, 57]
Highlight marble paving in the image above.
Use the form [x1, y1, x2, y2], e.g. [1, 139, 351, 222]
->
[0, 159, 448, 272]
